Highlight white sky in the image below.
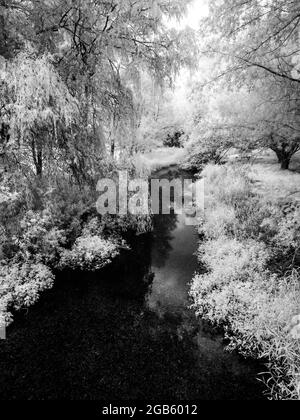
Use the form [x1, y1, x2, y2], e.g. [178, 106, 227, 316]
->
[166, 0, 209, 101]
[167, 0, 209, 30]
[182, 0, 209, 29]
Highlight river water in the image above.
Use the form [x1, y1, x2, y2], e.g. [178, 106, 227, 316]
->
[0, 167, 265, 400]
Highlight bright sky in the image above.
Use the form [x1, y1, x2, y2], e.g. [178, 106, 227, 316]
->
[167, 0, 209, 30]
[166, 0, 209, 102]
[182, 0, 209, 29]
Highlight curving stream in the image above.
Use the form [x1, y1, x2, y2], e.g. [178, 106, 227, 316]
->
[0, 166, 265, 400]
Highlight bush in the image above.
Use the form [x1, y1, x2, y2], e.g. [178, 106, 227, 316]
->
[190, 163, 300, 399]
[200, 204, 237, 239]
[59, 235, 120, 272]
[191, 238, 273, 330]
[16, 210, 67, 267]
[0, 262, 54, 325]
[203, 164, 253, 206]
[181, 130, 232, 172]
[0, 169, 153, 327]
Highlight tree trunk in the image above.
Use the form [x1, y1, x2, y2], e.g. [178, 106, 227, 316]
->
[274, 148, 291, 170]
[0, 14, 8, 58]
[281, 157, 291, 170]
[0, 123, 10, 146]
[109, 112, 119, 159]
[31, 138, 43, 177]
[36, 146, 43, 177]
[111, 140, 115, 158]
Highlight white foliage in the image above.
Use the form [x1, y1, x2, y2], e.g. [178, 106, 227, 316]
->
[2, 50, 78, 142]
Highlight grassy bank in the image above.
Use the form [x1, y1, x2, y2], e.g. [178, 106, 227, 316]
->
[190, 162, 300, 400]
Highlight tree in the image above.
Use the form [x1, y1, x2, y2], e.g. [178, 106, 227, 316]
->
[0, 0, 197, 181]
[136, 74, 194, 152]
[192, 1, 300, 169]
[187, 78, 300, 169]
[203, 0, 300, 85]
[0, 51, 78, 177]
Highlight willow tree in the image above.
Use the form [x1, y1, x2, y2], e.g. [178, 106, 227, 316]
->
[0, 0, 196, 180]
[0, 51, 78, 178]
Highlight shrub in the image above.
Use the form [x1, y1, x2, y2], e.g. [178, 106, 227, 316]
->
[202, 164, 253, 207]
[191, 163, 300, 399]
[200, 204, 237, 239]
[198, 238, 270, 280]
[0, 262, 54, 325]
[271, 207, 300, 263]
[0, 173, 152, 326]
[191, 238, 273, 329]
[59, 235, 120, 272]
[15, 210, 67, 267]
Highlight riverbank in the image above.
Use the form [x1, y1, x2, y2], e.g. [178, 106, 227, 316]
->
[190, 161, 300, 400]
[0, 166, 265, 400]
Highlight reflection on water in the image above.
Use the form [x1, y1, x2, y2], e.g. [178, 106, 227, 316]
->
[144, 166, 265, 399]
[145, 167, 199, 316]
[146, 213, 199, 316]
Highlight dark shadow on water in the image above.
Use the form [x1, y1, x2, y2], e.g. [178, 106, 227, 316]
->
[150, 214, 178, 269]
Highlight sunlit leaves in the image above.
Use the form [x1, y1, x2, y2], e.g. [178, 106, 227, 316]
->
[1, 0, 197, 178]
[2, 50, 78, 143]
[203, 0, 300, 84]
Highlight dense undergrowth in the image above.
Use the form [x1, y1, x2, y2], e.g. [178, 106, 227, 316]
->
[190, 164, 300, 400]
[0, 166, 152, 328]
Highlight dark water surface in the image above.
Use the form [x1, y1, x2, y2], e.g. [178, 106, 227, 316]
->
[0, 167, 265, 400]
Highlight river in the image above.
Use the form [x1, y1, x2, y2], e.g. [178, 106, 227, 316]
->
[0, 166, 265, 400]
